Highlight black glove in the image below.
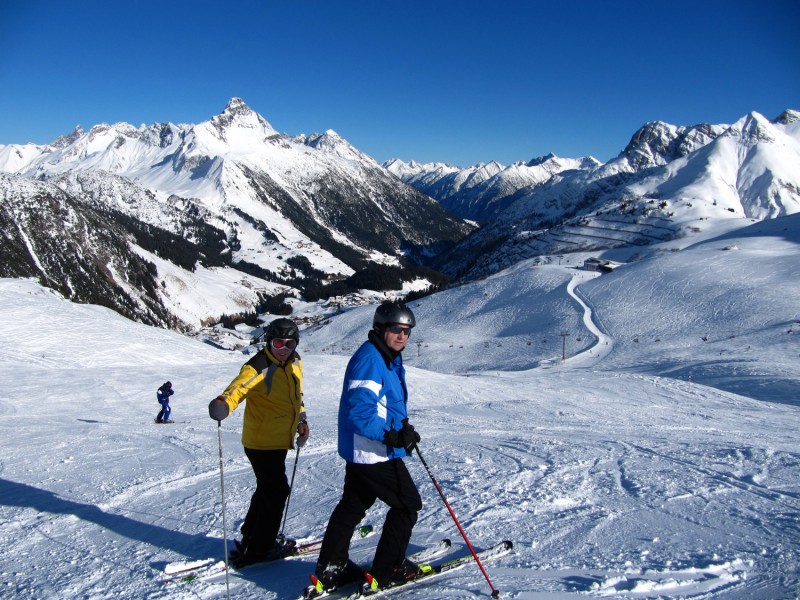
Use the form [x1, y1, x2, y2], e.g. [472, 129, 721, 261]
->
[208, 397, 230, 421]
[401, 419, 421, 449]
[383, 418, 421, 452]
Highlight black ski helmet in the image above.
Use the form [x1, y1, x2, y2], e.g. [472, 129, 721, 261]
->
[164, 381, 172, 388]
[373, 301, 416, 330]
[265, 317, 299, 342]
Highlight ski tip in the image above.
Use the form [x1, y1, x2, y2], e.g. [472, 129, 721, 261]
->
[501, 540, 513, 550]
[443, 538, 452, 547]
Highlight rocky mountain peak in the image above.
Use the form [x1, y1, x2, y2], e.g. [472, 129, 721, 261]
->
[51, 126, 85, 149]
[527, 152, 557, 167]
[208, 97, 277, 138]
[725, 111, 776, 146]
[774, 109, 800, 125]
[224, 97, 251, 115]
[621, 120, 724, 170]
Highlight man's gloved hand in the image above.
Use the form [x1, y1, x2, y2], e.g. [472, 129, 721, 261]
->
[383, 418, 421, 452]
[382, 428, 401, 448]
[296, 420, 309, 448]
[208, 397, 230, 421]
[400, 418, 421, 451]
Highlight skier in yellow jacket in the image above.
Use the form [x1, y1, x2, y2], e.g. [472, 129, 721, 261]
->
[209, 317, 309, 567]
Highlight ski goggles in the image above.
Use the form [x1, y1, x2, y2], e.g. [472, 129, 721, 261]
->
[270, 338, 297, 350]
[386, 324, 412, 337]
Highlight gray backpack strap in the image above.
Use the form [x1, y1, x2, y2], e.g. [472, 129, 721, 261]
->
[262, 362, 278, 395]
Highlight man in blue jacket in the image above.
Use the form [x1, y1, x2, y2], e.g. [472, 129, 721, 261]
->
[310, 302, 422, 596]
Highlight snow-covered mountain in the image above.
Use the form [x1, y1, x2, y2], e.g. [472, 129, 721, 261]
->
[0, 99, 472, 329]
[426, 110, 800, 279]
[384, 154, 601, 223]
[4, 101, 800, 332]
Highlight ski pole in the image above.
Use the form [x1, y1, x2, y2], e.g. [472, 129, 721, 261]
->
[413, 443, 501, 598]
[279, 444, 301, 538]
[216, 420, 232, 600]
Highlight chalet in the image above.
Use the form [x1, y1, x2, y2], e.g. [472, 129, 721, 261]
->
[583, 257, 618, 272]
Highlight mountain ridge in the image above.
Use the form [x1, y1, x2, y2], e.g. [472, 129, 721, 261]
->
[396, 109, 800, 280]
[2, 102, 799, 330]
[0, 99, 472, 329]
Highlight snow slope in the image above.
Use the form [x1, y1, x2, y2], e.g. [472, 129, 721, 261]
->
[1, 212, 799, 599]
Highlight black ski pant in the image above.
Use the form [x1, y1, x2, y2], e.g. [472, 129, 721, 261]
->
[317, 458, 422, 581]
[241, 447, 290, 554]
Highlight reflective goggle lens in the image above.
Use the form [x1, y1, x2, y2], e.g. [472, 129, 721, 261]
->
[271, 338, 297, 350]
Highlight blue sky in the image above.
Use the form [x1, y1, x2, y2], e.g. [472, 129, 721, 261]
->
[1, 0, 798, 167]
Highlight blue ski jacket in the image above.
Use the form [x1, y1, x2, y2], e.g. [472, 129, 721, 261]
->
[157, 384, 174, 403]
[338, 335, 410, 464]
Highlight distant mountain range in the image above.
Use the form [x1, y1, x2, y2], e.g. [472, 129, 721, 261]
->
[1, 100, 798, 329]
[384, 153, 602, 223]
[387, 110, 800, 279]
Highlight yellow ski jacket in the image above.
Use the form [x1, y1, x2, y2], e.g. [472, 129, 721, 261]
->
[218, 348, 305, 450]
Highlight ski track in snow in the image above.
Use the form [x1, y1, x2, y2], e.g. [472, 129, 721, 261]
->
[1, 254, 800, 599]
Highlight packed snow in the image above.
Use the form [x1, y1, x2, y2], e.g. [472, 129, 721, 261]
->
[1, 215, 799, 599]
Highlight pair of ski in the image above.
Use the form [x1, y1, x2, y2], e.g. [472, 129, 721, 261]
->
[162, 524, 374, 583]
[301, 539, 513, 599]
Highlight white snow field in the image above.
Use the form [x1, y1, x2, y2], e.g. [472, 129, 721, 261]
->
[1, 215, 799, 599]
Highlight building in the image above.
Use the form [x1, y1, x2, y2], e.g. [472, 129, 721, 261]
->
[583, 257, 618, 272]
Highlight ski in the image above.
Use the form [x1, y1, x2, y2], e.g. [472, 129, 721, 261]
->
[162, 559, 225, 583]
[301, 538, 453, 599]
[349, 540, 513, 599]
[163, 524, 374, 584]
[400, 538, 452, 564]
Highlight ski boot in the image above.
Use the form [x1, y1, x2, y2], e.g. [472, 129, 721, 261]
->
[304, 559, 363, 598]
[360, 558, 421, 594]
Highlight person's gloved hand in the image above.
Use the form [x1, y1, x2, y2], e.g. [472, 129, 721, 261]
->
[296, 420, 309, 448]
[400, 418, 421, 451]
[382, 427, 400, 448]
[383, 418, 420, 452]
[208, 397, 230, 421]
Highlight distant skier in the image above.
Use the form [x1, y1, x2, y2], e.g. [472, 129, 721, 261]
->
[155, 381, 174, 423]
